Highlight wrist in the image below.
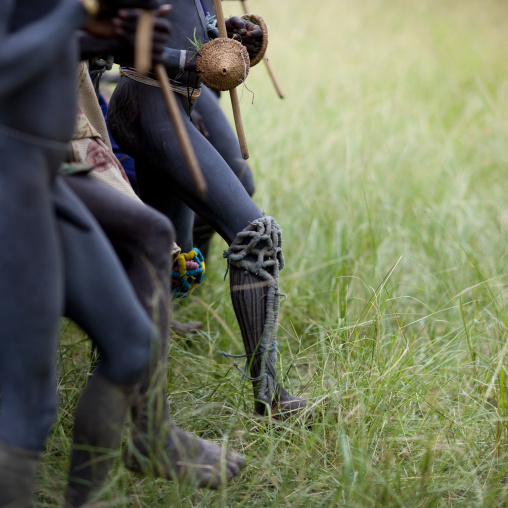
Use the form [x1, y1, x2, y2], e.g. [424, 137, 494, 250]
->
[163, 48, 193, 72]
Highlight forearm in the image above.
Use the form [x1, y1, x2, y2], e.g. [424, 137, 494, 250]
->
[0, 0, 89, 97]
[162, 47, 196, 73]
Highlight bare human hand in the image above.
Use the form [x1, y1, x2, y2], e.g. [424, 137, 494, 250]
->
[111, 5, 172, 63]
[225, 16, 262, 60]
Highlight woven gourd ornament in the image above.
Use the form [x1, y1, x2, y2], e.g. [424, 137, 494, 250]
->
[196, 38, 250, 92]
[241, 13, 268, 67]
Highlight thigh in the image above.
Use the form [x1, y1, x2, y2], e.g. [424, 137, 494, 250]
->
[134, 161, 195, 252]
[136, 85, 262, 245]
[63, 175, 174, 258]
[0, 137, 63, 452]
[194, 86, 255, 196]
[55, 178, 154, 386]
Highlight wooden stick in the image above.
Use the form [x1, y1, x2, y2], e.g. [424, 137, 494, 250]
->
[154, 64, 207, 197]
[213, 0, 249, 159]
[134, 10, 153, 75]
[240, 0, 284, 99]
[213, 0, 227, 37]
[134, 12, 206, 196]
[263, 57, 284, 99]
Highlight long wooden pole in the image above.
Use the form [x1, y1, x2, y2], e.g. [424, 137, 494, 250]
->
[154, 64, 207, 196]
[213, 0, 249, 160]
[134, 10, 153, 75]
[240, 0, 284, 99]
[135, 12, 207, 197]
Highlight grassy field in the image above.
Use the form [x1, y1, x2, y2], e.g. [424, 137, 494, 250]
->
[39, 0, 508, 506]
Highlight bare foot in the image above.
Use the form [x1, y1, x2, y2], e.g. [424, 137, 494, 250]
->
[124, 422, 244, 489]
[255, 386, 312, 421]
[170, 320, 203, 335]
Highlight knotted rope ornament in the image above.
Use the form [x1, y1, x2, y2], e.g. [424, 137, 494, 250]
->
[241, 13, 268, 67]
[196, 38, 250, 91]
[221, 216, 286, 405]
[172, 248, 206, 299]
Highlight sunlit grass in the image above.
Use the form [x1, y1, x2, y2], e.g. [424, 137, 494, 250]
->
[38, 0, 508, 505]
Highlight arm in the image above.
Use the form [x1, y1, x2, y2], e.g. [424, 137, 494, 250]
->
[161, 47, 198, 72]
[163, 15, 263, 74]
[0, 0, 89, 97]
[0, 0, 163, 95]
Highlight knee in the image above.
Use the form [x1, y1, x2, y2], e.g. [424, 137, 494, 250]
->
[111, 347, 151, 386]
[98, 317, 158, 386]
[233, 162, 255, 197]
[244, 179, 255, 197]
[138, 208, 175, 270]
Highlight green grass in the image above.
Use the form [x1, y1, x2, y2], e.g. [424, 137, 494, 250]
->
[39, 0, 508, 505]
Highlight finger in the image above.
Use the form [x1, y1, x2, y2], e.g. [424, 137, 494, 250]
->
[117, 8, 137, 19]
[226, 16, 247, 33]
[240, 35, 261, 44]
[152, 33, 169, 44]
[112, 17, 127, 35]
[156, 4, 172, 17]
[117, 19, 137, 36]
[245, 26, 263, 38]
[242, 43, 257, 52]
[239, 36, 260, 47]
[152, 18, 171, 34]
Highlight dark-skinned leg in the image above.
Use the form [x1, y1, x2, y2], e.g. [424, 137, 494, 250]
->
[108, 79, 308, 418]
[129, 171, 204, 333]
[63, 174, 173, 343]
[193, 86, 255, 196]
[63, 175, 174, 476]
[0, 1, 110, 504]
[63, 175, 244, 488]
[53, 178, 156, 507]
[192, 85, 256, 257]
[227, 220, 308, 418]
[0, 141, 63, 508]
